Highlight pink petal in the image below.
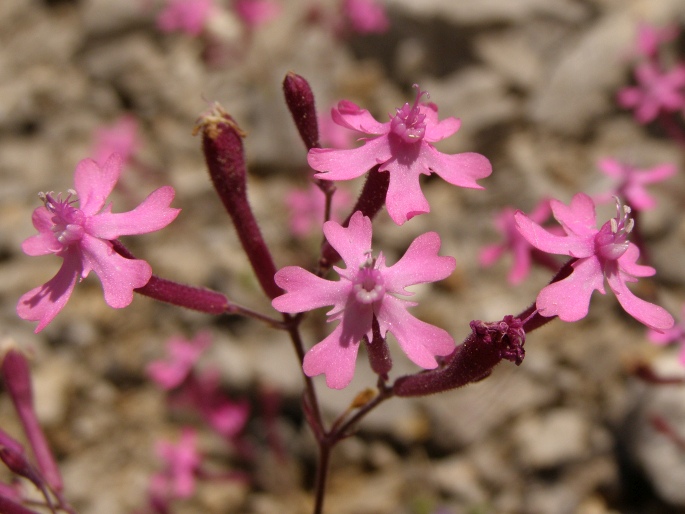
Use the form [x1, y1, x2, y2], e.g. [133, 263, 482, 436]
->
[331, 100, 386, 135]
[17, 251, 81, 332]
[422, 146, 492, 189]
[508, 241, 532, 285]
[74, 155, 122, 216]
[606, 268, 674, 331]
[87, 186, 180, 239]
[376, 295, 454, 368]
[421, 105, 461, 143]
[636, 163, 677, 184]
[303, 300, 373, 389]
[383, 164, 430, 225]
[550, 193, 597, 237]
[22, 212, 60, 255]
[322, 211, 373, 270]
[536, 256, 606, 322]
[79, 234, 152, 308]
[647, 325, 682, 345]
[514, 211, 594, 258]
[382, 232, 455, 294]
[272, 266, 348, 314]
[309, 136, 391, 180]
[616, 243, 655, 278]
[479, 244, 505, 267]
[597, 158, 627, 179]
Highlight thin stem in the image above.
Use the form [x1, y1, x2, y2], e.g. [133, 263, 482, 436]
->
[284, 317, 324, 433]
[312, 443, 331, 514]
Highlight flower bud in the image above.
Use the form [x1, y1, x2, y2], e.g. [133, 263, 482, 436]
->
[393, 316, 525, 397]
[283, 72, 320, 151]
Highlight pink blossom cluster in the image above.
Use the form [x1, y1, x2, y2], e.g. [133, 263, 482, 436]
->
[273, 211, 456, 389]
[514, 193, 673, 331]
[17, 155, 179, 332]
[147, 333, 250, 440]
[618, 22, 685, 125]
[308, 85, 492, 225]
[594, 157, 676, 211]
[156, 0, 280, 37]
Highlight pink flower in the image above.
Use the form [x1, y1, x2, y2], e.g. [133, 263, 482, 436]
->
[272, 211, 456, 389]
[91, 115, 139, 168]
[648, 304, 685, 364]
[634, 22, 679, 59]
[514, 193, 674, 331]
[17, 155, 180, 332]
[285, 183, 351, 237]
[342, 0, 389, 34]
[204, 397, 250, 439]
[307, 86, 492, 225]
[618, 62, 685, 123]
[157, 0, 214, 36]
[154, 428, 202, 499]
[595, 157, 676, 211]
[479, 199, 552, 285]
[147, 332, 212, 390]
[233, 0, 280, 28]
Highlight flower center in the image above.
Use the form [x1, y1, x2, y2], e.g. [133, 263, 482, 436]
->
[40, 190, 85, 245]
[389, 84, 428, 143]
[595, 200, 634, 261]
[352, 251, 385, 304]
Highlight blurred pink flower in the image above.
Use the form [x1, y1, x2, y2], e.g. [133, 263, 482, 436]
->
[233, 0, 280, 28]
[157, 0, 214, 36]
[479, 199, 552, 285]
[648, 304, 685, 364]
[514, 193, 673, 331]
[342, 0, 389, 34]
[154, 428, 202, 499]
[634, 22, 679, 59]
[147, 332, 212, 390]
[595, 157, 676, 210]
[91, 115, 139, 168]
[285, 183, 351, 237]
[17, 155, 180, 332]
[618, 62, 685, 123]
[308, 85, 491, 225]
[272, 211, 456, 389]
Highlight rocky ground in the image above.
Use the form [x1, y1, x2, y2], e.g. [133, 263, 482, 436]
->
[2, 0, 685, 513]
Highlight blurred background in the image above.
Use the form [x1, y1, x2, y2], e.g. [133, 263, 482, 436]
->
[1, 0, 685, 512]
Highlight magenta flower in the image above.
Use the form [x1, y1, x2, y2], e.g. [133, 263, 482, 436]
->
[157, 0, 214, 36]
[285, 183, 351, 237]
[595, 157, 676, 211]
[91, 115, 139, 168]
[17, 155, 180, 332]
[154, 428, 201, 499]
[272, 211, 456, 389]
[514, 193, 674, 331]
[147, 332, 212, 390]
[342, 0, 389, 34]
[618, 62, 685, 123]
[233, 0, 280, 28]
[479, 199, 552, 285]
[307, 86, 492, 225]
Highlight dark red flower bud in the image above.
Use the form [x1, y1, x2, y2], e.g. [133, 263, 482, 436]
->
[393, 315, 525, 397]
[283, 72, 320, 151]
[194, 104, 282, 299]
